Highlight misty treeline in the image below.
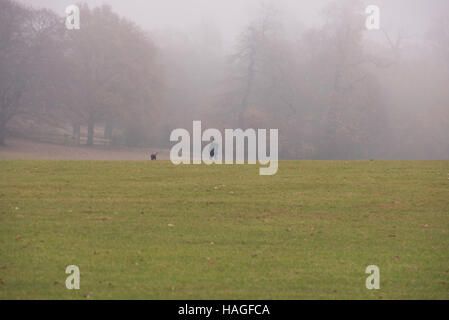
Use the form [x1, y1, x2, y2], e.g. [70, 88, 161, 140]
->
[1, 0, 448, 159]
[0, 0, 162, 147]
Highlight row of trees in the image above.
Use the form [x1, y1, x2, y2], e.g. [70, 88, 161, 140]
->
[153, 0, 449, 159]
[1, 0, 448, 158]
[216, 1, 415, 159]
[0, 0, 162, 146]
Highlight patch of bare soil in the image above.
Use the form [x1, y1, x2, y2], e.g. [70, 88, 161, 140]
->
[0, 138, 168, 160]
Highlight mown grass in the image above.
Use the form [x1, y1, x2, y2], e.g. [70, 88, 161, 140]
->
[0, 160, 448, 299]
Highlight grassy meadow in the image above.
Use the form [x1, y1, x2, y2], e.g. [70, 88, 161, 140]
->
[0, 160, 448, 299]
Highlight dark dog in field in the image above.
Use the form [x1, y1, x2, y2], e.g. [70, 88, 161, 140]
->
[150, 152, 158, 160]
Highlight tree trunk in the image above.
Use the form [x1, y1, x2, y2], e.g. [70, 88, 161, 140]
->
[0, 119, 6, 146]
[72, 123, 80, 146]
[104, 122, 112, 141]
[87, 119, 94, 146]
[238, 54, 256, 128]
[0, 130, 5, 146]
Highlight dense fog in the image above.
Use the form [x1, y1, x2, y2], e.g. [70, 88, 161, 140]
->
[2, 0, 449, 159]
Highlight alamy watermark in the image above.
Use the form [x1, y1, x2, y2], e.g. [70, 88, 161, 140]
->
[365, 5, 380, 30]
[170, 121, 278, 175]
[65, 265, 80, 289]
[365, 265, 380, 289]
[65, 5, 80, 30]
[65, 4, 381, 31]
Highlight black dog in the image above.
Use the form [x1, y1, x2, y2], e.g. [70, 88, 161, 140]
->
[150, 152, 158, 160]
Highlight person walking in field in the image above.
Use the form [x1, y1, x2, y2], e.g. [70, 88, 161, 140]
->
[209, 137, 219, 160]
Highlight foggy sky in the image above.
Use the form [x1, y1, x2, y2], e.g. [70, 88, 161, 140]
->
[16, 0, 449, 49]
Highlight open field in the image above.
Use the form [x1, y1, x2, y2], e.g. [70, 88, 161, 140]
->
[0, 138, 169, 160]
[0, 160, 448, 299]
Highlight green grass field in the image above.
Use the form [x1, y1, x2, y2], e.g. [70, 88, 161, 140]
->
[0, 160, 448, 299]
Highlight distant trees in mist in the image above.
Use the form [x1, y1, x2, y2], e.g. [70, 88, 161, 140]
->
[0, 0, 162, 147]
[0, 0, 64, 145]
[1, 0, 448, 159]
[158, 0, 449, 159]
